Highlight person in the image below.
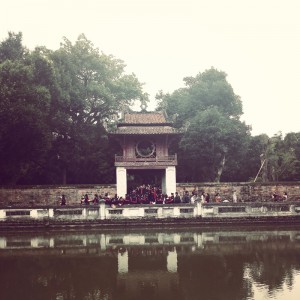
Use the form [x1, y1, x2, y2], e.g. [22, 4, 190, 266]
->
[200, 192, 205, 203]
[166, 193, 174, 204]
[174, 192, 181, 203]
[61, 194, 66, 206]
[233, 191, 237, 203]
[190, 193, 197, 204]
[195, 193, 201, 203]
[130, 191, 138, 204]
[124, 194, 131, 205]
[272, 192, 279, 202]
[182, 191, 190, 203]
[148, 190, 155, 204]
[215, 193, 221, 203]
[93, 194, 99, 204]
[156, 193, 163, 204]
[283, 192, 288, 201]
[139, 194, 147, 204]
[118, 196, 125, 206]
[99, 194, 105, 202]
[205, 193, 210, 203]
[104, 193, 111, 206]
[192, 186, 197, 196]
[84, 194, 89, 205]
[111, 194, 119, 206]
[153, 187, 158, 202]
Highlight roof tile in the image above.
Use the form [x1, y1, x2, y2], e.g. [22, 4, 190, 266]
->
[124, 112, 166, 124]
[111, 111, 180, 135]
[113, 126, 178, 135]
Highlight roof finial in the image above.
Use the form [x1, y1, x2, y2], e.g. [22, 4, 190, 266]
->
[140, 93, 149, 112]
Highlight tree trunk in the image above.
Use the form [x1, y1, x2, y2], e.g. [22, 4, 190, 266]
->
[215, 155, 226, 183]
[262, 159, 268, 182]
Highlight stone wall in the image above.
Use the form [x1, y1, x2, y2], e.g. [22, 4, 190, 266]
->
[176, 182, 300, 202]
[0, 182, 300, 207]
[0, 184, 116, 206]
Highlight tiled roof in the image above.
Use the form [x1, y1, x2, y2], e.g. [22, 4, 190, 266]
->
[113, 126, 179, 135]
[123, 112, 167, 124]
[111, 111, 180, 135]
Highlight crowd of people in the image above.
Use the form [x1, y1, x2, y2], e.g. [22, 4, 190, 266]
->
[59, 185, 290, 206]
[79, 185, 179, 207]
[272, 192, 288, 201]
[76, 184, 214, 207]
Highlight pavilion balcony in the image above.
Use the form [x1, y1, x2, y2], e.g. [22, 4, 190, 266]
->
[114, 154, 177, 168]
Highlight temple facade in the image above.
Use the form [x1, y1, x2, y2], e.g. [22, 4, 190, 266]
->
[111, 111, 180, 197]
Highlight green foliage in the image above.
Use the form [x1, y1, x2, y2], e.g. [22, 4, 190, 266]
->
[51, 34, 143, 124]
[157, 67, 243, 129]
[0, 32, 25, 62]
[0, 32, 144, 184]
[157, 67, 300, 182]
[0, 37, 51, 184]
[158, 68, 249, 182]
[179, 108, 250, 182]
[44, 34, 143, 184]
[241, 134, 269, 181]
[256, 133, 300, 182]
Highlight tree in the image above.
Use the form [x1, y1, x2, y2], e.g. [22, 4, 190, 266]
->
[157, 67, 243, 128]
[256, 133, 300, 182]
[46, 34, 144, 184]
[0, 32, 25, 62]
[0, 33, 52, 184]
[157, 67, 249, 182]
[0, 32, 145, 184]
[243, 134, 269, 182]
[179, 108, 250, 182]
[283, 132, 300, 180]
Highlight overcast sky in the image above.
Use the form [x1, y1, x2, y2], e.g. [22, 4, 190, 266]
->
[1, 0, 300, 136]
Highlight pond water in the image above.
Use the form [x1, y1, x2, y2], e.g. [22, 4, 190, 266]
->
[1, 227, 300, 300]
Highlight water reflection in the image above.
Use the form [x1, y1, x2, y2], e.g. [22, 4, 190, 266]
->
[1, 228, 300, 300]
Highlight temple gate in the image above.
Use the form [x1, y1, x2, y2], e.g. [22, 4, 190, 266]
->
[111, 111, 180, 197]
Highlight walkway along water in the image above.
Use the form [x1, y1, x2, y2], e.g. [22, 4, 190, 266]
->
[1, 201, 300, 230]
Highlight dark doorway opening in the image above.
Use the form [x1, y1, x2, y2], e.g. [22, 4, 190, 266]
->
[127, 169, 164, 193]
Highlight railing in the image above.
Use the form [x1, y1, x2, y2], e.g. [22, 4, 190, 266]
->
[0, 203, 195, 222]
[115, 154, 177, 165]
[1, 202, 300, 223]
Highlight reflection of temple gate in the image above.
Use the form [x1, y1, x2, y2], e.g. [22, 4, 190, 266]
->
[117, 248, 179, 297]
[111, 111, 180, 197]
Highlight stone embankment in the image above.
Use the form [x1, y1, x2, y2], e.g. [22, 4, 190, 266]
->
[1, 181, 300, 230]
[1, 201, 300, 230]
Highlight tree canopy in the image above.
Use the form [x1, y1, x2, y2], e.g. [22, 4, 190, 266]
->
[157, 68, 251, 182]
[0, 32, 144, 184]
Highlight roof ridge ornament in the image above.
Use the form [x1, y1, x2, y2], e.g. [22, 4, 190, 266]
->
[140, 93, 149, 112]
